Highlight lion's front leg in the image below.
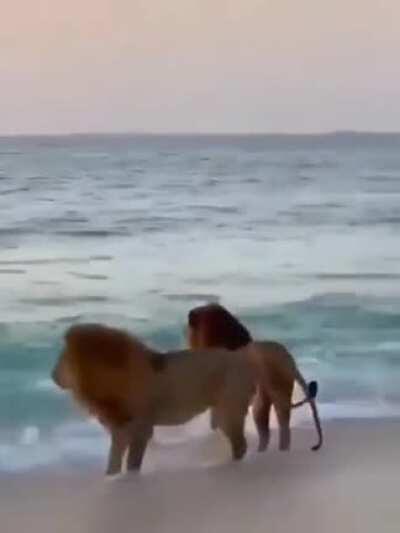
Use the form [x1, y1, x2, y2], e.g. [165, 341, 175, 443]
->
[106, 425, 131, 476]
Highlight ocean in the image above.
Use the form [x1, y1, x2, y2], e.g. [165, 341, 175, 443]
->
[0, 132, 400, 472]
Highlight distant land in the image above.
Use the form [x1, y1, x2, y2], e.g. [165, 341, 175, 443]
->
[1, 131, 399, 151]
[0, 130, 399, 138]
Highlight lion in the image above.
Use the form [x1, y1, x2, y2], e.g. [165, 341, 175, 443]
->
[187, 303, 323, 452]
[52, 323, 255, 475]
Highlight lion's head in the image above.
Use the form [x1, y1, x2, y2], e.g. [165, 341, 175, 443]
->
[52, 324, 157, 426]
[187, 303, 252, 351]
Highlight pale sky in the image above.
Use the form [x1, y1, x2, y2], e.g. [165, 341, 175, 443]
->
[1, 0, 400, 134]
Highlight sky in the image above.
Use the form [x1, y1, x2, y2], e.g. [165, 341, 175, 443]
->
[1, 0, 400, 134]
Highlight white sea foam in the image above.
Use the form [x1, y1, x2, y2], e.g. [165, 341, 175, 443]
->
[1, 399, 400, 473]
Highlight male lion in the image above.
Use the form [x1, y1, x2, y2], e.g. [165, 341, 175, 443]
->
[187, 304, 323, 452]
[52, 323, 255, 475]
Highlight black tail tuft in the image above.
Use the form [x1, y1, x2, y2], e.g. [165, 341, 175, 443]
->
[308, 380, 318, 399]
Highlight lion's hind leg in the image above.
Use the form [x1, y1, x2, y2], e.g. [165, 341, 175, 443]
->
[252, 388, 272, 452]
[126, 420, 153, 472]
[272, 391, 292, 451]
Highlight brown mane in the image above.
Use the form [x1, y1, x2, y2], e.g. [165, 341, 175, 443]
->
[188, 303, 252, 350]
[62, 324, 158, 427]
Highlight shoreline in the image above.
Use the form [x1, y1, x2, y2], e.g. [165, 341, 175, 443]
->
[1, 417, 399, 533]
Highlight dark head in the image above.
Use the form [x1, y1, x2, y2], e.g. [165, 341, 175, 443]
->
[187, 303, 252, 350]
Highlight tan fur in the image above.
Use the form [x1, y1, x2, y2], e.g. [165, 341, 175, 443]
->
[52, 323, 255, 475]
[244, 341, 323, 452]
[187, 304, 323, 452]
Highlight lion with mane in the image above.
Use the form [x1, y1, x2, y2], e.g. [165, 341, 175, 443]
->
[187, 303, 323, 452]
[52, 323, 256, 475]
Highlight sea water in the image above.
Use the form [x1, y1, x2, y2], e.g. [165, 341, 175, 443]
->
[1, 133, 400, 471]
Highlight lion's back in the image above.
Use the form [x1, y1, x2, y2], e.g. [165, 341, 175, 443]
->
[247, 341, 297, 388]
[151, 348, 249, 425]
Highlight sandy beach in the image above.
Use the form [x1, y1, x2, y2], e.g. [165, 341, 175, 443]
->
[1, 418, 399, 533]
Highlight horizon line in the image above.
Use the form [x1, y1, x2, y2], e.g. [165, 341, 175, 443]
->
[1, 129, 400, 139]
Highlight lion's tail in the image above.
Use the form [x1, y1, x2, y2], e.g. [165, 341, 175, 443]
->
[291, 380, 318, 408]
[292, 369, 323, 451]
